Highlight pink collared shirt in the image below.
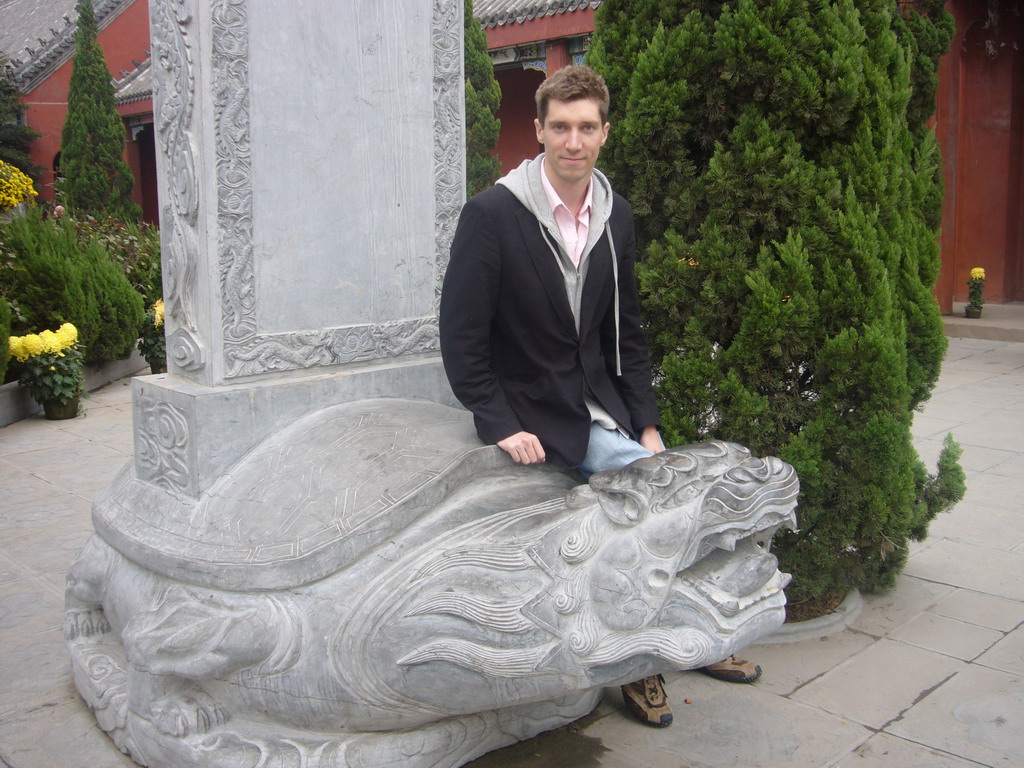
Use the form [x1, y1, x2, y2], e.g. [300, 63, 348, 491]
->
[540, 158, 592, 268]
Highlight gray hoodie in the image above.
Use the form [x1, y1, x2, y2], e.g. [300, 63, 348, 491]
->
[496, 154, 624, 432]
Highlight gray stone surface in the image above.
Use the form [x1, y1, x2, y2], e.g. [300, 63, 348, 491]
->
[3, 334, 1024, 766]
[887, 664, 1024, 766]
[149, 0, 462, 387]
[792, 638, 965, 729]
[67, 426, 798, 767]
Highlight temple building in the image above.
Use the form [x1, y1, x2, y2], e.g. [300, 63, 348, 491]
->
[1, 0, 1020, 308]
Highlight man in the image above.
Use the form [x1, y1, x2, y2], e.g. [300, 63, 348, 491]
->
[439, 65, 759, 728]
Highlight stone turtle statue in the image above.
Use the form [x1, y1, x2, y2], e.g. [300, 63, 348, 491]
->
[65, 398, 798, 768]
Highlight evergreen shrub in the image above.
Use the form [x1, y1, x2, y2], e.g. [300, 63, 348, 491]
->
[59, 0, 140, 221]
[589, 0, 965, 605]
[464, 0, 501, 197]
[0, 296, 11, 383]
[73, 215, 162, 305]
[0, 208, 143, 365]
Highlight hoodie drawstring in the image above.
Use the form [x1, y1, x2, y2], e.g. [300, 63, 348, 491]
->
[606, 222, 622, 376]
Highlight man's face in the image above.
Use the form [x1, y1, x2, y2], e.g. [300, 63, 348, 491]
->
[534, 98, 610, 190]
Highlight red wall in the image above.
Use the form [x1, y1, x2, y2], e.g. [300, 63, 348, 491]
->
[20, 0, 152, 206]
[494, 67, 546, 175]
[936, 0, 1024, 308]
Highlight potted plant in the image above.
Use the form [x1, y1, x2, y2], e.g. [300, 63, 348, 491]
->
[137, 298, 167, 373]
[965, 267, 985, 318]
[7, 323, 85, 419]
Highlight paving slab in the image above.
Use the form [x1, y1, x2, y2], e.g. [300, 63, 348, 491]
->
[887, 664, 1024, 767]
[2, 525, 93, 576]
[832, 731, 989, 767]
[931, 589, 1024, 633]
[747, 629, 876, 696]
[0, 696, 137, 768]
[466, 701, 627, 768]
[0, 418, 83, 456]
[904, 540, 1024, 601]
[0, 626, 77, 720]
[84, 379, 135, 407]
[792, 638, 964, 729]
[986, 452, 1024, 478]
[0, 548, 35, 584]
[851, 576, 954, 637]
[2, 438, 132, 501]
[911, 414, 964, 440]
[61, 403, 135, 446]
[958, 472, 1024, 512]
[589, 673, 868, 768]
[889, 612, 1004, 661]
[0, 493, 93, 541]
[912, 437, 1016, 477]
[975, 626, 1024, 676]
[0, 469, 61, 507]
[927, 503, 1024, 551]
[0, 578, 63, 643]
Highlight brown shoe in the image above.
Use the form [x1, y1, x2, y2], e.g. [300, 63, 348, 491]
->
[699, 655, 762, 683]
[621, 674, 673, 727]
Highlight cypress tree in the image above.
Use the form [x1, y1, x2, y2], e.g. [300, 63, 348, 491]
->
[464, 0, 501, 197]
[589, 0, 964, 605]
[59, 0, 140, 221]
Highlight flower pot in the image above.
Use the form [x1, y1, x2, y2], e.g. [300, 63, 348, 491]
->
[965, 304, 983, 319]
[146, 357, 167, 374]
[41, 395, 80, 420]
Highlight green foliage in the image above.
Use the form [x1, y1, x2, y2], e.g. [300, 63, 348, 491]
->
[894, 0, 955, 135]
[13, 340, 85, 405]
[137, 300, 166, 371]
[0, 207, 144, 365]
[591, 0, 961, 603]
[78, 237, 144, 363]
[0, 54, 42, 182]
[0, 296, 10, 383]
[464, 0, 501, 197]
[72, 214, 162, 305]
[59, 1, 140, 221]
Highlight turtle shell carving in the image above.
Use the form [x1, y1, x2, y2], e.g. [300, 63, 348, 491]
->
[68, 397, 798, 768]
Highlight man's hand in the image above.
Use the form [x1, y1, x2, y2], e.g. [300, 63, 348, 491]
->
[497, 431, 546, 464]
[639, 425, 664, 455]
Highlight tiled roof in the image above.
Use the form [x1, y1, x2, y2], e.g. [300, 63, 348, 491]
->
[473, 0, 602, 28]
[114, 55, 150, 105]
[0, 0, 135, 92]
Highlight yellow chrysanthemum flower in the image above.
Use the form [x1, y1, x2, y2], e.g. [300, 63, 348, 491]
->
[153, 299, 165, 327]
[57, 323, 78, 348]
[8, 336, 25, 362]
[970, 267, 985, 281]
[39, 329, 61, 354]
[22, 334, 43, 357]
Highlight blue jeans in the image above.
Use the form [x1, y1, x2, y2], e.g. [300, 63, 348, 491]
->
[579, 422, 656, 477]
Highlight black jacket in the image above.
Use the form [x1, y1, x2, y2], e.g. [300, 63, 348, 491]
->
[439, 184, 660, 468]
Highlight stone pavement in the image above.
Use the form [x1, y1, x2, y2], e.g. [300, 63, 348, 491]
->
[2, 327, 1023, 767]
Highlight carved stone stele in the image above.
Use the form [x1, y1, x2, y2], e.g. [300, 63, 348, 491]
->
[66, 399, 797, 768]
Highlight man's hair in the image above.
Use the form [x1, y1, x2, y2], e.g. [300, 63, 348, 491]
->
[535, 65, 610, 126]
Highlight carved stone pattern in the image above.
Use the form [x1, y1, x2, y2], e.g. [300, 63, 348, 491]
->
[211, 0, 257, 351]
[152, 0, 201, 353]
[136, 397, 191, 494]
[167, 327, 207, 372]
[211, 0, 460, 378]
[432, 0, 464, 311]
[222, 317, 440, 378]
